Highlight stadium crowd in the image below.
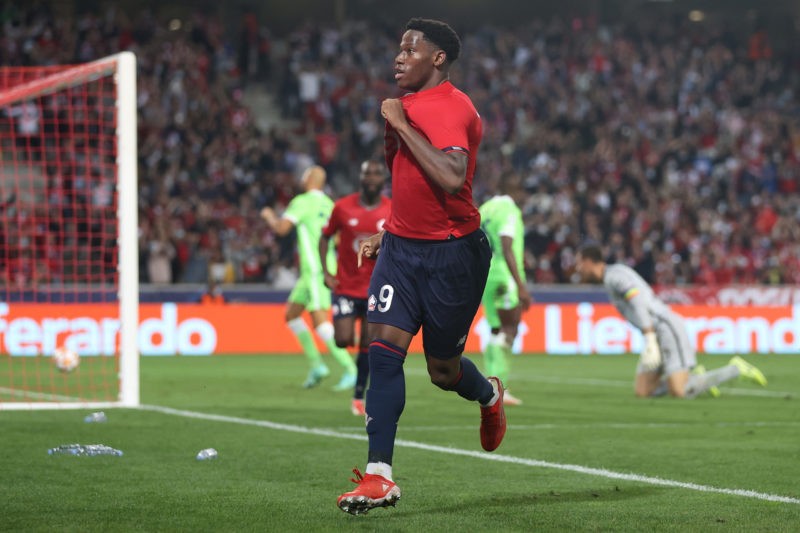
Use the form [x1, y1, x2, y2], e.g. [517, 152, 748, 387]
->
[2, 3, 799, 287]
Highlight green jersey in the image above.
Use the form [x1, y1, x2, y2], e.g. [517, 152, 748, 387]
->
[283, 189, 335, 276]
[479, 195, 525, 283]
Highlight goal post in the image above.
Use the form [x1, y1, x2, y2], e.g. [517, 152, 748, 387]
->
[0, 52, 139, 410]
[116, 52, 139, 408]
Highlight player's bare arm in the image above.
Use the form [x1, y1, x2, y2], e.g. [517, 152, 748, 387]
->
[260, 207, 294, 237]
[381, 98, 467, 195]
[319, 235, 338, 290]
[357, 230, 384, 267]
[501, 236, 531, 311]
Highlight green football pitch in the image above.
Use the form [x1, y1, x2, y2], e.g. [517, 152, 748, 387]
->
[2, 353, 799, 531]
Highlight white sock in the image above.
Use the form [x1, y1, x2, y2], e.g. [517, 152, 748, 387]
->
[365, 461, 393, 481]
[480, 379, 500, 408]
[286, 317, 308, 334]
[491, 332, 508, 348]
[315, 321, 335, 342]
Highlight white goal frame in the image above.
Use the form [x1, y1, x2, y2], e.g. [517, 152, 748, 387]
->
[0, 52, 139, 410]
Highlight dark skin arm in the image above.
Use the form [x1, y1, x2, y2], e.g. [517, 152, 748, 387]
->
[319, 235, 337, 290]
[357, 229, 384, 267]
[381, 98, 467, 195]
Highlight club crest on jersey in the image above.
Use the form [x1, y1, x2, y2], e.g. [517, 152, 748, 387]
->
[368, 294, 377, 312]
[338, 297, 354, 315]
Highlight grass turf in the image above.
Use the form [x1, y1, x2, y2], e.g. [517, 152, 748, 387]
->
[2, 353, 799, 531]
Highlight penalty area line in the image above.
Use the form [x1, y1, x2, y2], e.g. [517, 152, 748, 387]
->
[140, 404, 800, 506]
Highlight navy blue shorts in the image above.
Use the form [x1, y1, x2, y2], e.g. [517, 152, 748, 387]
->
[332, 294, 368, 320]
[367, 229, 490, 359]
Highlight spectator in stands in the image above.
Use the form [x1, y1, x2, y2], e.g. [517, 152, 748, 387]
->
[147, 224, 176, 284]
[7, 4, 800, 287]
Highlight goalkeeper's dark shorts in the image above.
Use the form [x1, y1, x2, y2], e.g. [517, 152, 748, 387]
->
[332, 294, 368, 320]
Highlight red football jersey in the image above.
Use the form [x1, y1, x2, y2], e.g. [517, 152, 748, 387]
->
[322, 193, 392, 298]
[383, 81, 482, 240]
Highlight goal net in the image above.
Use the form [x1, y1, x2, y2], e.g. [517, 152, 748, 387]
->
[0, 52, 138, 410]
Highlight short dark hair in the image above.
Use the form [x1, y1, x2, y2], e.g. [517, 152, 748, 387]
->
[578, 243, 604, 263]
[405, 18, 461, 63]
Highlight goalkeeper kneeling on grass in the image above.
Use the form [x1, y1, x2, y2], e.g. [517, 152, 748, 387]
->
[575, 244, 767, 398]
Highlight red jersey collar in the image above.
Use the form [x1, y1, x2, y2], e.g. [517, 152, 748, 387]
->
[401, 80, 454, 101]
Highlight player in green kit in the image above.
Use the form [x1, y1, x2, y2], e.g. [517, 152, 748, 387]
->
[479, 193, 531, 406]
[261, 165, 358, 390]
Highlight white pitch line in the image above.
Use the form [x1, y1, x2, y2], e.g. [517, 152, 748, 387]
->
[140, 404, 800, 505]
[403, 368, 795, 398]
[333, 420, 800, 432]
[722, 387, 794, 398]
[510, 374, 793, 398]
[0, 386, 82, 403]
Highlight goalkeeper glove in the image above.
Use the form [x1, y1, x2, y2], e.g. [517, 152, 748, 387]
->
[639, 331, 661, 372]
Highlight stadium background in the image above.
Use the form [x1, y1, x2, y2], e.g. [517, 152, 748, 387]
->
[2, 5, 799, 529]
[39, 0, 800, 37]
[2, 0, 800, 356]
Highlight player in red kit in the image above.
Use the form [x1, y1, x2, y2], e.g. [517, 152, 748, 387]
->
[337, 18, 505, 516]
[319, 159, 391, 416]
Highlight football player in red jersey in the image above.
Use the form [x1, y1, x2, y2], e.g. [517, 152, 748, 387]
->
[319, 160, 391, 416]
[337, 18, 506, 516]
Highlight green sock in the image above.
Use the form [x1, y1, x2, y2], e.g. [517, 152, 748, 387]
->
[325, 340, 356, 374]
[483, 344, 497, 377]
[494, 342, 511, 385]
[295, 329, 323, 368]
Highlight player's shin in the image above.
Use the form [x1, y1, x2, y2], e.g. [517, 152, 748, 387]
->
[491, 332, 511, 384]
[450, 356, 495, 405]
[355, 348, 370, 399]
[288, 318, 323, 366]
[365, 340, 407, 466]
[684, 365, 739, 398]
[483, 343, 497, 377]
[317, 322, 357, 374]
